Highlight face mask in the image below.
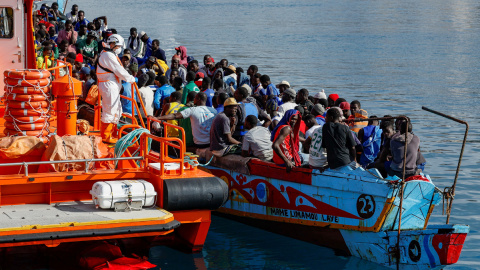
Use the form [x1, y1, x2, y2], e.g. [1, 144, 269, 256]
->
[114, 47, 122, 55]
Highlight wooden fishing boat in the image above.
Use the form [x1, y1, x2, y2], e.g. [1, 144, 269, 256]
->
[0, 0, 228, 268]
[200, 114, 469, 269]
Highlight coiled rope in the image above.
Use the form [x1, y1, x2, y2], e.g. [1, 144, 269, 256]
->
[114, 128, 151, 168]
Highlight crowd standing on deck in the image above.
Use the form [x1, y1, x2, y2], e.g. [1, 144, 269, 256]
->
[33, 3, 427, 178]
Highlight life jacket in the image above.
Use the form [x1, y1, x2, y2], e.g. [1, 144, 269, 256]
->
[272, 125, 295, 166]
[349, 109, 368, 133]
[359, 125, 382, 166]
[166, 102, 184, 137]
[235, 102, 259, 137]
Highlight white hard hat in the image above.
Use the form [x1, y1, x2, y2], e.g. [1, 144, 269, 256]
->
[106, 34, 124, 47]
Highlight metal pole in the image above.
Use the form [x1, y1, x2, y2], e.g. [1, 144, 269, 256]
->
[422, 106, 469, 224]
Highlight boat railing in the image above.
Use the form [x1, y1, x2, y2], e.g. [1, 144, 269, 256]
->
[0, 156, 143, 177]
[421, 106, 469, 224]
[145, 117, 186, 177]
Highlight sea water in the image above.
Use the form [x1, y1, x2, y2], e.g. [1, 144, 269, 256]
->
[62, 0, 480, 269]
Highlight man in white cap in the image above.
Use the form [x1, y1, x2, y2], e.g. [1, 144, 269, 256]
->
[313, 89, 327, 105]
[137, 31, 153, 66]
[277, 88, 297, 117]
[97, 34, 135, 143]
[276, 80, 290, 96]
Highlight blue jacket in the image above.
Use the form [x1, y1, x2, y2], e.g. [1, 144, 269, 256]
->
[154, 84, 175, 110]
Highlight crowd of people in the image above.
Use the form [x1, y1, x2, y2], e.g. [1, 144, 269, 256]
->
[33, 3, 426, 178]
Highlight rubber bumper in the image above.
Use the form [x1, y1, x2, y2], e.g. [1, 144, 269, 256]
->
[163, 177, 228, 211]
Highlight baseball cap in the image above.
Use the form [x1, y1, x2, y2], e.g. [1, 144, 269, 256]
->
[339, 102, 351, 110]
[139, 31, 146, 38]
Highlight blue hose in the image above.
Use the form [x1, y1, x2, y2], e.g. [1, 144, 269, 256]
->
[114, 128, 151, 168]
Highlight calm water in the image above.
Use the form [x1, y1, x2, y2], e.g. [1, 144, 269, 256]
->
[68, 0, 480, 268]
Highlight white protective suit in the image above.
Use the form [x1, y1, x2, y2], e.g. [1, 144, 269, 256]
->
[96, 50, 135, 123]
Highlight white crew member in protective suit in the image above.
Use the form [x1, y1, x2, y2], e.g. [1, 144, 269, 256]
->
[96, 34, 135, 143]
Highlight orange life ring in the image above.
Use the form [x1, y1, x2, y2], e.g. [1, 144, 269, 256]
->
[5, 122, 48, 131]
[5, 69, 51, 80]
[4, 115, 48, 123]
[3, 129, 49, 137]
[7, 101, 50, 109]
[5, 77, 50, 87]
[5, 94, 48, 102]
[7, 108, 49, 116]
[6, 86, 50, 95]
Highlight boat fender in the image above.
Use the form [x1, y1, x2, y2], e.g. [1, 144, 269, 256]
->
[163, 177, 228, 211]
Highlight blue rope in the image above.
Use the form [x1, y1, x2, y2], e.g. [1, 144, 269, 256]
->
[114, 128, 151, 168]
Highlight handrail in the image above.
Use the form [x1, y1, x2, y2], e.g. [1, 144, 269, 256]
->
[0, 156, 143, 177]
[147, 116, 186, 154]
[46, 60, 72, 79]
[422, 106, 469, 224]
[143, 132, 185, 177]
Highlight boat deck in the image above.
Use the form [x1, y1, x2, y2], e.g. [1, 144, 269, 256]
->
[0, 201, 171, 228]
[0, 201, 179, 248]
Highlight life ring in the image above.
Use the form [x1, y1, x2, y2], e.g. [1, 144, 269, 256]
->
[5, 94, 48, 102]
[5, 69, 51, 80]
[5, 77, 50, 87]
[6, 86, 50, 95]
[7, 108, 48, 116]
[7, 101, 50, 109]
[4, 115, 48, 123]
[5, 122, 48, 131]
[3, 129, 49, 137]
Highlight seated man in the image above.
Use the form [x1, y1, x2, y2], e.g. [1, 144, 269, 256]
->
[139, 56, 167, 76]
[182, 71, 200, 104]
[241, 115, 273, 161]
[156, 92, 216, 149]
[277, 88, 297, 117]
[272, 109, 302, 172]
[357, 116, 382, 167]
[154, 75, 175, 115]
[308, 122, 328, 170]
[349, 100, 368, 133]
[311, 104, 326, 126]
[158, 91, 184, 138]
[388, 121, 423, 178]
[302, 114, 322, 152]
[137, 72, 156, 117]
[233, 86, 271, 139]
[210, 98, 242, 157]
[296, 88, 314, 117]
[216, 92, 229, 114]
[321, 107, 357, 169]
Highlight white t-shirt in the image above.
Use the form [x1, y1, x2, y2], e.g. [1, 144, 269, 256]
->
[277, 102, 298, 117]
[305, 125, 322, 140]
[180, 106, 217, 145]
[309, 127, 328, 168]
[138, 86, 155, 116]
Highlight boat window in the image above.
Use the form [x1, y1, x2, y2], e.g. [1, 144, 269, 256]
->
[0, 7, 14, 39]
